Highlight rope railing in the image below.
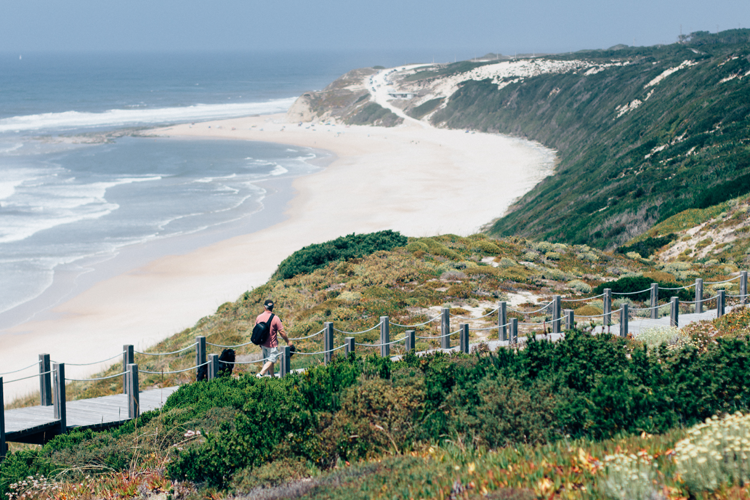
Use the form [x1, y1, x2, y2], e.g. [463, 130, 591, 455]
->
[612, 288, 652, 295]
[294, 344, 349, 355]
[416, 329, 461, 340]
[135, 343, 197, 356]
[207, 339, 256, 348]
[2, 370, 52, 385]
[66, 371, 128, 382]
[223, 357, 270, 365]
[390, 316, 441, 327]
[560, 293, 606, 302]
[0, 361, 40, 376]
[333, 322, 382, 335]
[509, 302, 553, 314]
[355, 337, 407, 348]
[705, 276, 740, 285]
[140, 361, 209, 375]
[288, 329, 325, 341]
[63, 351, 126, 366]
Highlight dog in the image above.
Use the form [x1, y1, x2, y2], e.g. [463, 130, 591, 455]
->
[196, 348, 236, 381]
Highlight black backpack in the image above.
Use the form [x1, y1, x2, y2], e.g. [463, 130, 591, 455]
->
[251, 313, 274, 345]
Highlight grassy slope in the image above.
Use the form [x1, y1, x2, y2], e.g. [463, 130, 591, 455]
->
[430, 30, 750, 249]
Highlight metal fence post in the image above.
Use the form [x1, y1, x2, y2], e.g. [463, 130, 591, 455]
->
[552, 296, 561, 334]
[459, 324, 469, 353]
[564, 309, 574, 331]
[324, 322, 334, 364]
[620, 304, 629, 337]
[380, 316, 390, 357]
[670, 297, 679, 327]
[196, 336, 206, 381]
[741, 271, 748, 306]
[39, 354, 52, 406]
[53, 363, 66, 434]
[345, 337, 355, 356]
[718, 289, 726, 318]
[280, 346, 291, 377]
[603, 288, 612, 327]
[208, 354, 218, 380]
[0, 379, 6, 459]
[650, 284, 659, 319]
[499, 301, 507, 341]
[695, 278, 703, 314]
[127, 364, 139, 419]
[122, 345, 133, 394]
[441, 307, 451, 349]
[510, 318, 518, 344]
[405, 330, 416, 352]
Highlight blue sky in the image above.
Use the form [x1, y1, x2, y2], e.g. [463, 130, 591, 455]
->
[1, 0, 748, 55]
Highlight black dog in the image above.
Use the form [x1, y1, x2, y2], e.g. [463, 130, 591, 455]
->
[196, 348, 236, 381]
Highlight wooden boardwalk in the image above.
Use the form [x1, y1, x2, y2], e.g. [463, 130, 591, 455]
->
[4, 386, 179, 445]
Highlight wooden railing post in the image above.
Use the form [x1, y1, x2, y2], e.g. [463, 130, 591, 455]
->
[53, 363, 66, 434]
[345, 337, 355, 356]
[718, 290, 726, 318]
[498, 301, 507, 341]
[208, 354, 218, 380]
[122, 345, 133, 394]
[280, 346, 291, 377]
[552, 296, 561, 334]
[380, 316, 390, 357]
[741, 271, 748, 306]
[405, 330, 416, 353]
[564, 309, 574, 331]
[510, 318, 518, 344]
[0, 378, 6, 459]
[670, 297, 679, 327]
[650, 284, 659, 319]
[441, 308, 451, 349]
[127, 364, 139, 419]
[695, 278, 703, 314]
[603, 289, 612, 327]
[324, 322, 334, 364]
[459, 324, 469, 353]
[196, 337, 206, 381]
[620, 304, 629, 337]
[39, 354, 52, 406]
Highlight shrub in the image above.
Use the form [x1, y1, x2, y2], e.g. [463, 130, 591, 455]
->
[522, 251, 538, 261]
[600, 452, 659, 500]
[593, 276, 691, 301]
[636, 326, 686, 347]
[231, 457, 312, 493]
[273, 231, 408, 280]
[617, 234, 677, 258]
[473, 239, 503, 254]
[545, 251, 562, 260]
[569, 280, 592, 293]
[498, 257, 516, 268]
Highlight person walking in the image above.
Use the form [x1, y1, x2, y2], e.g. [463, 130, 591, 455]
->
[255, 299, 292, 377]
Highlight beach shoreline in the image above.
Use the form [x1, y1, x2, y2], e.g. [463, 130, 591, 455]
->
[1, 112, 555, 400]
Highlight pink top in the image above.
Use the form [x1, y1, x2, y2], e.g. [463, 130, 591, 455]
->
[255, 311, 284, 348]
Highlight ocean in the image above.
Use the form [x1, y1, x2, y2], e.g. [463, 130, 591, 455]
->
[0, 50, 440, 329]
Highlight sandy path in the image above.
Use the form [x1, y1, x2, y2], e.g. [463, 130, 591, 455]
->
[1, 112, 554, 399]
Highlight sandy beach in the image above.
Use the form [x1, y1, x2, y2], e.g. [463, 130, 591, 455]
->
[1, 112, 554, 400]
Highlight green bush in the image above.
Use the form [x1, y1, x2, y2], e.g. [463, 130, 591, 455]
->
[272, 231, 408, 280]
[593, 275, 692, 301]
[617, 233, 677, 258]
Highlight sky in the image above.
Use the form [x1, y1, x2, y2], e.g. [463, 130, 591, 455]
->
[1, 0, 749, 56]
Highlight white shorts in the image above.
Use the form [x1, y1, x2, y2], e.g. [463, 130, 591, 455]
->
[262, 346, 279, 363]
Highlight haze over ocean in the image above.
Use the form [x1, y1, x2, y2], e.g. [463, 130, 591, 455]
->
[0, 50, 440, 328]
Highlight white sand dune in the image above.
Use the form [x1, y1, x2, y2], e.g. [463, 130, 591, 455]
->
[1, 112, 555, 400]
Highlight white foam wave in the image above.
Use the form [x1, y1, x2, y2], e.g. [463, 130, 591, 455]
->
[269, 165, 288, 176]
[0, 99, 296, 133]
[0, 180, 24, 201]
[0, 142, 23, 154]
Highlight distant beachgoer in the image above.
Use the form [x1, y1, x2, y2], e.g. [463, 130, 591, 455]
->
[255, 299, 292, 377]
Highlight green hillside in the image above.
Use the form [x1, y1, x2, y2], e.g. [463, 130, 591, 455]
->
[430, 30, 750, 249]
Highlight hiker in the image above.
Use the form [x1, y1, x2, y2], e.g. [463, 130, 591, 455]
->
[255, 299, 293, 377]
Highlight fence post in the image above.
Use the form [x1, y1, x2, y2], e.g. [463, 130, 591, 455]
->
[208, 354, 218, 380]
[459, 324, 469, 353]
[603, 288, 612, 327]
[499, 301, 507, 341]
[741, 271, 748, 306]
[650, 283, 659, 319]
[695, 278, 703, 314]
[564, 309, 574, 331]
[552, 296, 561, 334]
[718, 289, 726, 318]
[39, 354, 52, 406]
[670, 297, 679, 327]
[620, 304, 629, 337]
[510, 318, 518, 344]
[441, 308, 451, 349]
[127, 364, 139, 419]
[324, 322, 334, 364]
[122, 345, 134, 394]
[53, 363, 66, 434]
[405, 330, 416, 353]
[196, 336, 206, 381]
[0, 378, 6, 459]
[380, 316, 390, 357]
[280, 346, 291, 377]
[345, 337, 355, 356]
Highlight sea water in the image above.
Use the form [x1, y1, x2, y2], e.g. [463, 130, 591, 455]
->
[0, 50, 440, 328]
